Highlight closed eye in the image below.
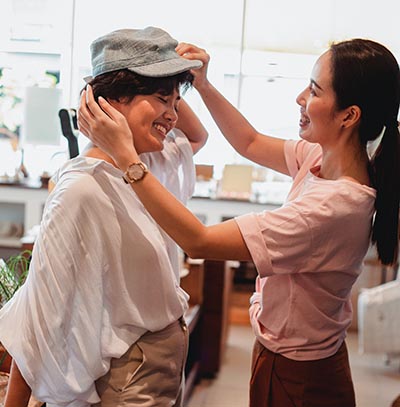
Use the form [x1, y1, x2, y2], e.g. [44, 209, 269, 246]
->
[309, 79, 322, 95]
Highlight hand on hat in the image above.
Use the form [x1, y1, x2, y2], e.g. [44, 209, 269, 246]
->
[78, 85, 139, 170]
[176, 43, 210, 91]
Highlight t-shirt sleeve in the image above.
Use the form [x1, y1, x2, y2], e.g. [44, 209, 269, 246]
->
[284, 139, 321, 179]
[235, 201, 312, 277]
[235, 178, 374, 278]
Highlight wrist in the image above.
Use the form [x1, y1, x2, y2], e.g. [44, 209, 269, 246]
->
[115, 151, 140, 172]
[194, 79, 212, 94]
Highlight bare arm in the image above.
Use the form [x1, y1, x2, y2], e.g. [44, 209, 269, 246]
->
[176, 43, 289, 175]
[176, 98, 208, 154]
[4, 360, 31, 407]
[78, 87, 252, 261]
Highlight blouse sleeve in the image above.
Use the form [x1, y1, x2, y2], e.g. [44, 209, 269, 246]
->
[0, 176, 106, 406]
[141, 129, 195, 204]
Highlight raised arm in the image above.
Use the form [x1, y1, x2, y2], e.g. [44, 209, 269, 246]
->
[176, 98, 208, 154]
[176, 43, 289, 175]
[78, 87, 251, 262]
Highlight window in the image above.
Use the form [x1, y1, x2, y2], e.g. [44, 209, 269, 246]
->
[2, 0, 400, 180]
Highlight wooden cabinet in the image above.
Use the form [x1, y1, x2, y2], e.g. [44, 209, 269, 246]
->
[200, 260, 233, 377]
[181, 259, 233, 404]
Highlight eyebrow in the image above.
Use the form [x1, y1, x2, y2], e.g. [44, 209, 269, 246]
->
[310, 79, 323, 91]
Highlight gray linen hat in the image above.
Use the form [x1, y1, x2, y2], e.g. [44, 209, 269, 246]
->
[87, 26, 202, 80]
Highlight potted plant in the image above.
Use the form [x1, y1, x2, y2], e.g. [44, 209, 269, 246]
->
[0, 250, 31, 373]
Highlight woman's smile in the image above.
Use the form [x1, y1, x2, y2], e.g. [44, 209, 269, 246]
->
[153, 122, 169, 141]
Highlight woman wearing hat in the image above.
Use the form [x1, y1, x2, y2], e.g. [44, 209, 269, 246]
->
[80, 37, 399, 406]
[0, 27, 206, 407]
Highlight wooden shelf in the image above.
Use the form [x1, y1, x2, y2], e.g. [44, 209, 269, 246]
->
[0, 237, 22, 248]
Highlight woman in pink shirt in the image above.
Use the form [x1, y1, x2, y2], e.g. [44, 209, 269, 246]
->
[79, 38, 399, 407]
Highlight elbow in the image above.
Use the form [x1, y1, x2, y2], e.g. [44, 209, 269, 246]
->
[200, 131, 209, 148]
[183, 232, 209, 260]
[193, 131, 209, 154]
[184, 244, 206, 260]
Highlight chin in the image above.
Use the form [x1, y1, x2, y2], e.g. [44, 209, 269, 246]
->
[141, 141, 164, 154]
[299, 128, 314, 143]
[154, 139, 165, 151]
[298, 129, 307, 140]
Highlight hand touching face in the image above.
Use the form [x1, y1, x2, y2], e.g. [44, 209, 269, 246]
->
[78, 85, 139, 169]
[78, 85, 182, 168]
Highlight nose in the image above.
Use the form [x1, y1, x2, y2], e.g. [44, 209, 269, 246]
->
[164, 105, 178, 123]
[296, 87, 307, 106]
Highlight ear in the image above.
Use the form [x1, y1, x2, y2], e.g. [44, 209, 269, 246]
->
[341, 105, 361, 129]
[108, 99, 120, 108]
[108, 98, 125, 114]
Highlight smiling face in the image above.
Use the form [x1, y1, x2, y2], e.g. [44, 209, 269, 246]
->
[111, 88, 181, 154]
[296, 51, 345, 147]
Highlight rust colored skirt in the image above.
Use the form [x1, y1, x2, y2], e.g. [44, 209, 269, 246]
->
[250, 340, 356, 407]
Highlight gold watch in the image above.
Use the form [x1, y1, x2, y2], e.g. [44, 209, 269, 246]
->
[122, 162, 148, 184]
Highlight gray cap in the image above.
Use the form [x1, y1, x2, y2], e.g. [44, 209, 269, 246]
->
[87, 26, 202, 80]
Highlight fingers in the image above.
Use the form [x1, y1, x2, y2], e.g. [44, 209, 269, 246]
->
[76, 85, 138, 166]
[77, 88, 105, 142]
[85, 85, 105, 117]
[77, 91, 91, 136]
[176, 42, 202, 55]
[176, 43, 209, 62]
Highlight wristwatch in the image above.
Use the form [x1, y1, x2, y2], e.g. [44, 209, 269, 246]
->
[122, 162, 148, 184]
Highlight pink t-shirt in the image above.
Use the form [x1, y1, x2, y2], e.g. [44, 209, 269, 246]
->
[235, 140, 376, 361]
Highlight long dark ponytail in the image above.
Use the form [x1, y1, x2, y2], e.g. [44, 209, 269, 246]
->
[331, 39, 400, 265]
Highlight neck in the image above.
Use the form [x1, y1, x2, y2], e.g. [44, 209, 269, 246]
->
[319, 133, 370, 185]
[83, 143, 118, 167]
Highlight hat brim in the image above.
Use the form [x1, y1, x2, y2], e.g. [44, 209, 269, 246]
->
[128, 58, 202, 78]
[84, 58, 202, 83]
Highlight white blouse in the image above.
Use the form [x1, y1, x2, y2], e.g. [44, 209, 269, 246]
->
[0, 129, 195, 406]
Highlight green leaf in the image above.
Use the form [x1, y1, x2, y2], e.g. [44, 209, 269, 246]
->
[0, 250, 31, 306]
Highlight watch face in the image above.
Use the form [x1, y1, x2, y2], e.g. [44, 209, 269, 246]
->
[123, 162, 148, 183]
[128, 164, 145, 180]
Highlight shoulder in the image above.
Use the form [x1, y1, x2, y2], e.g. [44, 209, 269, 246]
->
[291, 178, 376, 253]
[164, 129, 193, 157]
[255, 178, 375, 238]
[141, 129, 193, 171]
[285, 140, 322, 177]
[47, 158, 112, 212]
[285, 139, 321, 158]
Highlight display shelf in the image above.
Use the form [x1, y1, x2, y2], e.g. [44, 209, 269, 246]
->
[187, 195, 280, 226]
[0, 236, 22, 248]
[0, 183, 48, 248]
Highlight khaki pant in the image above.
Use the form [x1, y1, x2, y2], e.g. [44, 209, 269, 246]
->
[93, 318, 189, 407]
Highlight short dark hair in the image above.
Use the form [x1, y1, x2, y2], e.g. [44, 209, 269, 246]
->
[87, 69, 194, 103]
